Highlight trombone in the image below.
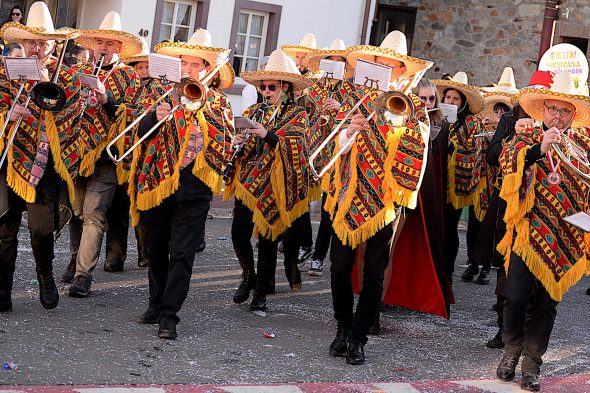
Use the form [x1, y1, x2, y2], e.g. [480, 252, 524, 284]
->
[309, 69, 427, 180]
[553, 132, 590, 188]
[106, 57, 229, 164]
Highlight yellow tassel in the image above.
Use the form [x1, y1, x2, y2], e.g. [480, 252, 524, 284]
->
[45, 112, 76, 203]
[127, 144, 142, 227]
[309, 183, 322, 202]
[0, 110, 6, 154]
[5, 131, 36, 203]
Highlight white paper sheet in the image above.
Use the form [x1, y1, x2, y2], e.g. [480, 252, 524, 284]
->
[319, 59, 345, 80]
[80, 74, 99, 89]
[353, 59, 391, 92]
[563, 212, 590, 232]
[3, 57, 41, 81]
[149, 53, 181, 83]
[439, 103, 458, 123]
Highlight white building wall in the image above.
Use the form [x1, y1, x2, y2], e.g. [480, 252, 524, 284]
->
[119, 0, 158, 44]
[78, 0, 122, 30]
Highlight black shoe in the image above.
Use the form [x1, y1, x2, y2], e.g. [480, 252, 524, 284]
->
[461, 264, 479, 282]
[587, 287, 590, 296]
[61, 260, 76, 283]
[329, 328, 350, 357]
[0, 291, 12, 313]
[521, 372, 541, 391]
[249, 290, 266, 311]
[138, 310, 158, 324]
[195, 241, 206, 253]
[475, 269, 490, 285]
[37, 273, 59, 309]
[138, 259, 149, 268]
[68, 275, 91, 297]
[297, 246, 312, 268]
[486, 331, 504, 349]
[345, 340, 365, 365]
[103, 258, 124, 273]
[158, 318, 177, 339]
[233, 274, 256, 304]
[496, 354, 519, 381]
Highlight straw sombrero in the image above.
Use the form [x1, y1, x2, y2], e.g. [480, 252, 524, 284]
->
[122, 37, 149, 64]
[241, 49, 311, 92]
[75, 11, 143, 58]
[345, 31, 433, 78]
[433, 72, 485, 114]
[306, 39, 353, 80]
[0, 2, 80, 42]
[481, 67, 518, 118]
[519, 72, 590, 128]
[282, 33, 317, 65]
[154, 29, 234, 90]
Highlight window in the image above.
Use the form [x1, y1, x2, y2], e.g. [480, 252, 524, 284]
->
[158, 0, 197, 42]
[369, 4, 417, 54]
[233, 10, 268, 74]
[562, 36, 589, 55]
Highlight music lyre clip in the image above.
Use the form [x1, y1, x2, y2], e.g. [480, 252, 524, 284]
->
[325, 72, 334, 79]
[159, 75, 170, 86]
[363, 77, 380, 91]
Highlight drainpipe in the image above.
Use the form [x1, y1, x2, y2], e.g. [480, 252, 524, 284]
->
[360, 0, 373, 45]
[538, 0, 560, 61]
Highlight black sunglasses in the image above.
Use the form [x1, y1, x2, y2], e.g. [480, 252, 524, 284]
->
[260, 83, 278, 92]
[11, 12, 21, 16]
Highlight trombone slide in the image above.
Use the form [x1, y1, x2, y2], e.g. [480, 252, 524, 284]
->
[0, 94, 33, 170]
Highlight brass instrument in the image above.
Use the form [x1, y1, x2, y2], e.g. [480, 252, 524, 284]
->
[106, 58, 229, 163]
[553, 132, 590, 188]
[78, 54, 105, 119]
[317, 79, 338, 127]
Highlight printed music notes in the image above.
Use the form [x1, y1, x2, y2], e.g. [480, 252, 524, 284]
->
[3, 57, 41, 81]
[353, 59, 392, 92]
[319, 59, 345, 80]
[439, 103, 458, 123]
[149, 53, 181, 83]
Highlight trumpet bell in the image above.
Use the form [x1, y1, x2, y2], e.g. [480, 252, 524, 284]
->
[30, 82, 67, 111]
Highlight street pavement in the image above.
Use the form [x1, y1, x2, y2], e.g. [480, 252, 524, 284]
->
[0, 198, 589, 392]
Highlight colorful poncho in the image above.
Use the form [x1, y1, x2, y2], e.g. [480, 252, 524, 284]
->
[224, 102, 310, 241]
[74, 62, 139, 181]
[497, 126, 590, 301]
[0, 57, 81, 203]
[323, 86, 430, 248]
[447, 115, 489, 219]
[129, 88, 234, 226]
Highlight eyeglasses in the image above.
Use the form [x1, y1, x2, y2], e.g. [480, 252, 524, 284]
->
[544, 103, 573, 117]
[23, 40, 50, 49]
[419, 95, 436, 103]
[11, 12, 21, 16]
[259, 83, 278, 92]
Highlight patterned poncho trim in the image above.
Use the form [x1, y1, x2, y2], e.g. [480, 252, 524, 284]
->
[0, 57, 81, 203]
[224, 103, 310, 241]
[74, 63, 139, 182]
[447, 115, 488, 219]
[497, 126, 590, 301]
[129, 89, 234, 226]
[322, 86, 430, 248]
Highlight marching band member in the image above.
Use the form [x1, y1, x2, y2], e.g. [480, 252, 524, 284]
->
[0, 2, 81, 311]
[129, 29, 234, 339]
[433, 72, 486, 283]
[226, 49, 311, 312]
[64, 11, 142, 295]
[495, 72, 590, 392]
[327, 31, 432, 365]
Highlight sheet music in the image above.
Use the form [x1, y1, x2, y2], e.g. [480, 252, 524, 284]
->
[319, 59, 345, 80]
[353, 59, 391, 92]
[564, 212, 590, 232]
[439, 103, 458, 123]
[3, 57, 41, 81]
[148, 53, 181, 83]
[80, 74, 99, 89]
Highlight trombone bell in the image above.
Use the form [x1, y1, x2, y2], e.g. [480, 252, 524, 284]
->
[30, 82, 67, 111]
[377, 91, 415, 126]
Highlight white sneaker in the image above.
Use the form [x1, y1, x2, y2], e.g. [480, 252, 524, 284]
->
[297, 246, 312, 268]
[308, 259, 323, 276]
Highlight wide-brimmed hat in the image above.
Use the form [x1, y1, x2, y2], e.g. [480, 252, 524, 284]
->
[306, 38, 353, 80]
[519, 72, 590, 128]
[0, 2, 80, 42]
[241, 49, 311, 92]
[433, 71, 485, 114]
[75, 11, 143, 58]
[282, 33, 318, 64]
[481, 67, 518, 118]
[345, 31, 432, 78]
[154, 29, 233, 90]
[122, 37, 149, 64]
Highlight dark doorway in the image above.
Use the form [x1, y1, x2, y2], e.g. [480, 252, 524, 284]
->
[562, 36, 589, 56]
[369, 4, 417, 53]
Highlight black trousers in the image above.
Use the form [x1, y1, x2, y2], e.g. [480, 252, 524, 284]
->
[443, 203, 481, 276]
[142, 195, 210, 324]
[299, 211, 313, 249]
[312, 192, 332, 261]
[105, 184, 148, 265]
[231, 198, 301, 291]
[330, 214, 398, 344]
[503, 252, 558, 373]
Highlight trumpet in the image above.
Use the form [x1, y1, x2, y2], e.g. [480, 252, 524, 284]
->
[309, 69, 426, 180]
[106, 57, 229, 164]
[317, 80, 338, 127]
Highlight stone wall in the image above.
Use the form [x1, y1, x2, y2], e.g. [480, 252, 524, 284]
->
[378, 0, 546, 87]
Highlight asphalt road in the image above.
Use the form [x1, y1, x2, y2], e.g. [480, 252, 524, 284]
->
[0, 205, 589, 386]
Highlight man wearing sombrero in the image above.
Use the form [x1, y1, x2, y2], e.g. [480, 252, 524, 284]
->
[65, 11, 143, 296]
[282, 33, 322, 79]
[495, 72, 590, 392]
[0, 1, 82, 312]
[128, 28, 234, 339]
[225, 49, 311, 313]
[432, 72, 487, 285]
[326, 30, 432, 365]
